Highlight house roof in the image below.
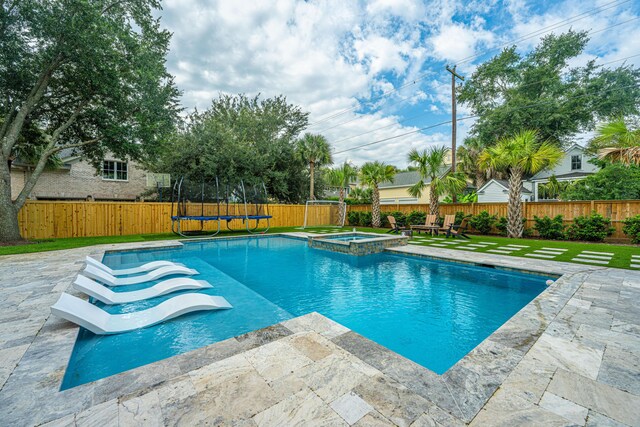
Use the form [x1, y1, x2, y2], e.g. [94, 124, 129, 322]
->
[477, 179, 532, 194]
[378, 166, 451, 188]
[530, 171, 593, 181]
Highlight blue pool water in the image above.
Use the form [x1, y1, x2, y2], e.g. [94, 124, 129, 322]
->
[61, 236, 551, 389]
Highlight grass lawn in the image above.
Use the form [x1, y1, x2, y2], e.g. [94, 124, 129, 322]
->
[2, 226, 638, 270]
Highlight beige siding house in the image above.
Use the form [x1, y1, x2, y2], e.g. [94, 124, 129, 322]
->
[10, 150, 167, 201]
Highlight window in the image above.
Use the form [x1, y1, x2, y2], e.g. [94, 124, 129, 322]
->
[571, 155, 582, 170]
[102, 160, 128, 181]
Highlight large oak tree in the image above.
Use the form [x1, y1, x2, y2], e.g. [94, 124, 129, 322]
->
[0, 0, 180, 242]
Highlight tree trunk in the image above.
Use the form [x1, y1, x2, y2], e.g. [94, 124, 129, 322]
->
[371, 186, 381, 228]
[507, 167, 524, 238]
[429, 182, 439, 218]
[0, 159, 22, 242]
[309, 161, 315, 200]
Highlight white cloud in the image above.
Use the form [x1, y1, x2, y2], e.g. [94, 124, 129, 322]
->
[157, 0, 638, 168]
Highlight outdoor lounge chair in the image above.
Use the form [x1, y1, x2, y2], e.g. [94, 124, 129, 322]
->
[387, 216, 405, 234]
[438, 215, 456, 235]
[410, 214, 439, 235]
[51, 292, 232, 335]
[447, 218, 471, 239]
[73, 275, 213, 304]
[86, 256, 185, 276]
[83, 264, 198, 286]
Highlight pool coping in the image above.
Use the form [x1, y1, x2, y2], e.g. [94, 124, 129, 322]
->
[0, 233, 637, 425]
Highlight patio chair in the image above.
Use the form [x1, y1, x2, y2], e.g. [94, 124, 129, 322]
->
[438, 215, 456, 235]
[73, 275, 213, 304]
[86, 256, 185, 276]
[83, 264, 198, 286]
[410, 214, 439, 235]
[387, 216, 405, 234]
[447, 218, 471, 239]
[50, 292, 232, 335]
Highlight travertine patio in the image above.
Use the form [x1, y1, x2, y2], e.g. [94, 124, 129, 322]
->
[1, 234, 639, 426]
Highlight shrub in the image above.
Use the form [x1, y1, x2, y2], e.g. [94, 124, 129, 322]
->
[454, 211, 471, 224]
[381, 211, 406, 227]
[566, 212, 614, 242]
[406, 210, 427, 225]
[622, 215, 640, 244]
[533, 215, 566, 240]
[347, 211, 361, 226]
[359, 211, 372, 227]
[469, 211, 497, 234]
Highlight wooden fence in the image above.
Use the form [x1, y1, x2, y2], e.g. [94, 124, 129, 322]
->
[348, 200, 640, 240]
[16, 200, 640, 240]
[17, 201, 333, 239]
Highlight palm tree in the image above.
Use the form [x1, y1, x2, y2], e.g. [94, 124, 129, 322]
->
[407, 146, 467, 219]
[359, 161, 396, 228]
[326, 162, 358, 226]
[479, 129, 563, 238]
[587, 117, 640, 165]
[349, 187, 372, 204]
[458, 137, 492, 189]
[296, 133, 332, 200]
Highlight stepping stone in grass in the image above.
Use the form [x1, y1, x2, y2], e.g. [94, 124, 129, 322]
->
[408, 241, 422, 245]
[576, 253, 612, 260]
[458, 247, 477, 251]
[524, 253, 556, 259]
[581, 250, 614, 256]
[479, 242, 498, 245]
[495, 247, 519, 251]
[631, 264, 640, 269]
[487, 249, 513, 254]
[430, 243, 448, 247]
[467, 244, 488, 248]
[541, 247, 568, 252]
[534, 250, 564, 256]
[572, 257, 610, 265]
[504, 244, 529, 248]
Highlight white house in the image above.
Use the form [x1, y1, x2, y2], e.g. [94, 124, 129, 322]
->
[477, 179, 534, 202]
[477, 144, 598, 203]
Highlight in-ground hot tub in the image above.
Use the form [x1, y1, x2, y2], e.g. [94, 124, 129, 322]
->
[308, 232, 408, 255]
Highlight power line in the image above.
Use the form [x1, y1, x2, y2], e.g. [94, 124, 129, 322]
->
[307, 0, 632, 127]
[328, 52, 640, 147]
[332, 82, 638, 155]
[453, 0, 633, 66]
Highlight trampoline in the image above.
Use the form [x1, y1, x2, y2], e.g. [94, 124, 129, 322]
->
[171, 177, 272, 237]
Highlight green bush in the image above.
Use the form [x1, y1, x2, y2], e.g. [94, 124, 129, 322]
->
[623, 215, 640, 244]
[454, 211, 471, 224]
[469, 211, 497, 234]
[566, 212, 614, 242]
[406, 210, 427, 225]
[381, 211, 406, 227]
[359, 211, 372, 227]
[347, 211, 361, 226]
[533, 215, 566, 240]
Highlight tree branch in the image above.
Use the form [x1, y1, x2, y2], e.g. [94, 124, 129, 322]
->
[1, 53, 64, 158]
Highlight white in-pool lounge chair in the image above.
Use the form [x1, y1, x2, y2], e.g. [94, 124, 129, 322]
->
[73, 275, 213, 305]
[51, 292, 232, 335]
[83, 264, 198, 286]
[86, 256, 185, 276]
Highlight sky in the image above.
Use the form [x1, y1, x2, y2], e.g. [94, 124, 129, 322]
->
[157, 0, 640, 168]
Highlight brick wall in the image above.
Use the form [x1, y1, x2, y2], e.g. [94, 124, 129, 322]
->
[11, 158, 151, 201]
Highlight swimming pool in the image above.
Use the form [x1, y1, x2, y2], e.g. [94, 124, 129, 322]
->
[61, 236, 551, 389]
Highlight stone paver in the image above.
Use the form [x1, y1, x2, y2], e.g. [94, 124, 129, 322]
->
[0, 235, 639, 426]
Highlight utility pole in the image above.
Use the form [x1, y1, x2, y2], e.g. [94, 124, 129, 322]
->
[446, 65, 464, 202]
